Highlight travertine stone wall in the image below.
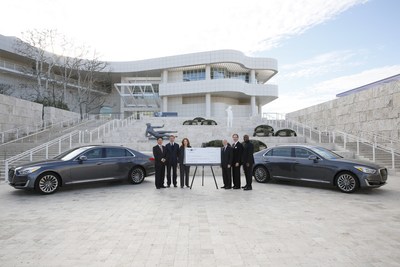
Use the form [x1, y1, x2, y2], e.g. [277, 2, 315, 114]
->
[0, 94, 42, 132]
[43, 107, 80, 124]
[286, 79, 400, 140]
[0, 94, 81, 134]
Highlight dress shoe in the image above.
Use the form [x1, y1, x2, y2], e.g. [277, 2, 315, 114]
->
[174, 184, 177, 188]
[221, 186, 226, 189]
[243, 186, 252, 190]
[232, 186, 240, 189]
[181, 186, 184, 188]
[241, 185, 247, 189]
[160, 185, 166, 188]
[156, 187, 160, 189]
[224, 187, 232, 189]
[166, 185, 170, 188]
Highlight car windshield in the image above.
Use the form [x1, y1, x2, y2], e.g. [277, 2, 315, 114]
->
[311, 147, 342, 159]
[54, 147, 97, 161]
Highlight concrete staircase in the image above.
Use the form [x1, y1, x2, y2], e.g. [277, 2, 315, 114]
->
[345, 142, 400, 170]
[100, 116, 307, 153]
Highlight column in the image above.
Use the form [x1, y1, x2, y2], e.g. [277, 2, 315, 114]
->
[251, 96, 257, 116]
[206, 65, 211, 80]
[162, 96, 168, 112]
[205, 93, 211, 117]
[250, 69, 256, 84]
[162, 70, 168, 83]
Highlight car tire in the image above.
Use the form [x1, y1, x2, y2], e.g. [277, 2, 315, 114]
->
[335, 172, 359, 193]
[35, 173, 60, 195]
[253, 166, 270, 183]
[129, 167, 145, 184]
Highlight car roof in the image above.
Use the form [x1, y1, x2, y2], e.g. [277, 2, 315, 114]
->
[75, 145, 139, 152]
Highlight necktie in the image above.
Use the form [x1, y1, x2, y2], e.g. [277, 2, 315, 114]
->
[159, 145, 163, 152]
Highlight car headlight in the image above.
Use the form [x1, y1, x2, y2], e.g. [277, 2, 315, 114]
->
[17, 166, 41, 175]
[354, 166, 376, 174]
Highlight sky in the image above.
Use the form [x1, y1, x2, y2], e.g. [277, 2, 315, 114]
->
[1, 0, 399, 114]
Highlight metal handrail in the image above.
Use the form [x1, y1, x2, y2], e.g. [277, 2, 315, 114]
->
[263, 118, 398, 170]
[0, 114, 88, 144]
[3, 115, 137, 181]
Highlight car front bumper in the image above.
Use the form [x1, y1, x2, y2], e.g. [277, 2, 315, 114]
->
[8, 170, 36, 190]
[359, 168, 388, 188]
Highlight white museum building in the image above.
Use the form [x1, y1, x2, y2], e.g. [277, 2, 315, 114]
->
[0, 34, 278, 118]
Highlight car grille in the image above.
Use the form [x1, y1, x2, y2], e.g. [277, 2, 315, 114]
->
[379, 168, 388, 181]
[8, 169, 15, 183]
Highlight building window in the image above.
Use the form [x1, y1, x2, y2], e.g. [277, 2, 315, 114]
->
[211, 67, 226, 79]
[183, 69, 205, 82]
[229, 72, 249, 83]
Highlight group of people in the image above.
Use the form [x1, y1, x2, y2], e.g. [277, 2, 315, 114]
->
[152, 133, 255, 190]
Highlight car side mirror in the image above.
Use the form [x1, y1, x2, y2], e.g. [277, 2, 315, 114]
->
[78, 155, 87, 162]
[308, 155, 318, 162]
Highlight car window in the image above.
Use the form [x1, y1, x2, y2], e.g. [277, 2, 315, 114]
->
[271, 147, 292, 157]
[264, 149, 273, 157]
[105, 148, 131, 158]
[294, 148, 313, 158]
[311, 147, 342, 159]
[83, 148, 104, 159]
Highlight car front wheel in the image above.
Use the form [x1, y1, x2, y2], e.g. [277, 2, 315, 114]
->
[129, 167, 145, 184]
[336, 172, 359, 193]
[253, 166, 270, 183]
[35, 173, 60, 194]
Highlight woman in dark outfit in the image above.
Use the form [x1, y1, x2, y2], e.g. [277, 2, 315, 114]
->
[178, 138, 191, 188]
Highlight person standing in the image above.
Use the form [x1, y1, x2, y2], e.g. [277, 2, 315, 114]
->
[178, 138, 191, 188]
[152, 137, 167, 189]
[242, 134, 255, 190]
[231, 133, 243, 189]
[221, 139, 233, 189]
[165, 135, 180, 187]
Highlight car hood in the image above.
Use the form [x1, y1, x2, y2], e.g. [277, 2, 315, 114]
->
[330, 158, 383, 169]
[12, 159, 64, 170]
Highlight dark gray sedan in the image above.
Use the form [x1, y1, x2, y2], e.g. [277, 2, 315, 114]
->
[252, 145, 388, 193]
[8, 145, 155, 194]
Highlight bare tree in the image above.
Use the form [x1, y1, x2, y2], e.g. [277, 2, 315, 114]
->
[0, 83, 14, 96]
[74, 50, 110, 119]
[13, 29, 60, 103]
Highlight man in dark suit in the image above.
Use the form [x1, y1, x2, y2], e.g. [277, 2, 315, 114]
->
[165, 135, 180, 187]
[231, 133, 243, 189]
[221, 139, 233, 189]
[152, 137, 167, 189]
[241, 134, 255, 190]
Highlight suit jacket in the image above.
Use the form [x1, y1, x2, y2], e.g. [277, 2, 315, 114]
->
[221, 145, 233, 168]
[232, 141, 244, 165]
[165, 142, 180, 165]
[178, 145, 191, 165]
[242, 141, 255, 164]
[153, 145, 167, 166]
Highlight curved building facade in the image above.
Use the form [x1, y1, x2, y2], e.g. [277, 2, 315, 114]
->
[111, 50, 278, 117]
[0, 34, 278, 118]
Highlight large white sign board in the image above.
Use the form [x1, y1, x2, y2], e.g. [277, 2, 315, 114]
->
[184, 147, 221, 165]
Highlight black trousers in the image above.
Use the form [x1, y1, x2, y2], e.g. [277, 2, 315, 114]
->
[179, 163, 190, 187]
[232, 164, 241, 188]
[243, 163, 253, 187]
[155, 164, 165, 188]
[222, 166, 232, 188]
[167, 163, 178, 186]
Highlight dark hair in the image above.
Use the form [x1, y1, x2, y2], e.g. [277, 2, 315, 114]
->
[157, 137, 163, 141]
[232, 133, 239, 138]
[181, 138, 191, 147]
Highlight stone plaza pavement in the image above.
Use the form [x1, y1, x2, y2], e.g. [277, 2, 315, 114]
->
[0, 174, 399, 267]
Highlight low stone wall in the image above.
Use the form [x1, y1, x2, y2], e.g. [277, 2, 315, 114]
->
[286, 79, 400, 140]
[43, 107, 80, 125]
[0, 94, 42, 132]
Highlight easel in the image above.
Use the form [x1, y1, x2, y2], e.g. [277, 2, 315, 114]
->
[189, 165, 219, 189]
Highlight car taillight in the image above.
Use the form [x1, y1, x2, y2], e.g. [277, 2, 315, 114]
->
[149, 157, 155, 161]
